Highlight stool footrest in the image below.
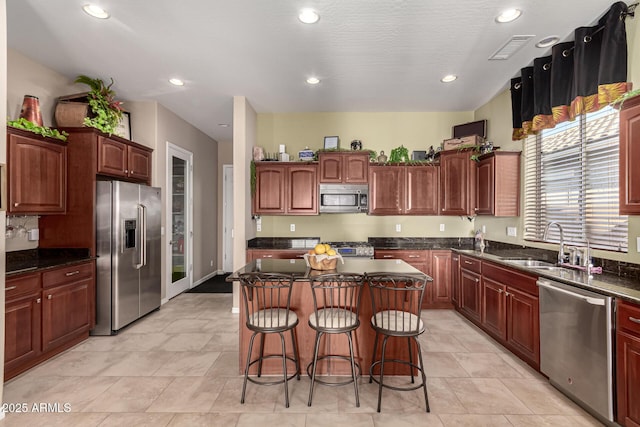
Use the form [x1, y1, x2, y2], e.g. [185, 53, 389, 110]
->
[306, 354, 361, 387]
[369, 359, 426, 392]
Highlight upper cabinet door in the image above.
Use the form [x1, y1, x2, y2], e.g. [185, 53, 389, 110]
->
[368, 166, 404, 215]
[440, 151, 476, 216]
[127, 145, 152, 184]
[344, 153, 369, 183]
[319, 152, 369, 183]
[8, 130, 67, 214]
[97, 136, 127, 178]
[620, 96, 640, 214]
[405, 166, 439, 215]
[253, 163, 287, 214]
[287, 165, 318, 214]
[319, 153, 343, 183]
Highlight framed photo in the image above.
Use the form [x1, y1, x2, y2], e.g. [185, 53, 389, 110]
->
[115, 111, 131, 140]
[324, 136, 339, 149]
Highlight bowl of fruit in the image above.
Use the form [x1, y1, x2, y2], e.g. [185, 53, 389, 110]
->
[304, 243, 344, 270]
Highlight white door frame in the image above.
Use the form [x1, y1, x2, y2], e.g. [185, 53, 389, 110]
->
[223, 164, 234, 272]
[166, 142, 193, 299]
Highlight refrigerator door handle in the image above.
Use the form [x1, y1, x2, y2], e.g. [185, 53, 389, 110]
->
[135, 204, 147, 269]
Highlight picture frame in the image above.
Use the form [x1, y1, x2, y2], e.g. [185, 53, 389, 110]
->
[115, 111, 131, 140]
[324, 136, 339, 149]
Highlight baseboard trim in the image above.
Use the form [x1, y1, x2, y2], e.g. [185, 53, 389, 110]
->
[192, 271, 217, 287]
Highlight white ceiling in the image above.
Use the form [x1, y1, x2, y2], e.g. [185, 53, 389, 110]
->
[6, 0, 622, 143]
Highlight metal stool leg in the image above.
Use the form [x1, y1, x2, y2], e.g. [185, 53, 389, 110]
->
[408, 336, 415, 384]
[307, 330, 323, 406]
[241, 332, 258, 404]
[347, 331, 360, 407]
[291, 328, 301, 380]
[279, 332, 290, 408]
[369, 332, 379, 383]
[377, 335, 390, 412]
[257, 333, 266, 377]
[415, 336, 430, 412]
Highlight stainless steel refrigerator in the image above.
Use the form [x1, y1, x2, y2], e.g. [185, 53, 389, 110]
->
[92, 180, 162, 335]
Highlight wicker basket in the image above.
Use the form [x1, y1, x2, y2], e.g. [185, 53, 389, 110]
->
[54, 101, 90, 127]
[304, 253, 341, 270]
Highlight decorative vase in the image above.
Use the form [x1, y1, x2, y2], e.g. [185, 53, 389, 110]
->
[19, 95, 43, 126]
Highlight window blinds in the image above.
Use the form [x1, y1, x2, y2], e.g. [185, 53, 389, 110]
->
[523, 106, 627, 251]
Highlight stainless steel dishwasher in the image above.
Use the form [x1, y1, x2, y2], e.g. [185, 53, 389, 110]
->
[537, 278, 614, 424]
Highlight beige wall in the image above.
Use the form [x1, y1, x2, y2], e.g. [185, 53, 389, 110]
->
[156, 103, 218, 297]
[255, 111, 476, 240]
[474, 16, 640, 264]
[217, 141, 233, 269]
[1, 0, 7, 402]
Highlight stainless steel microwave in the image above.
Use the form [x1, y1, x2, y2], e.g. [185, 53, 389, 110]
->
[319, 184, 369, 213]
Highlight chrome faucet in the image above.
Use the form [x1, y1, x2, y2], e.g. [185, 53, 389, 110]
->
[543, 221, 566, 264]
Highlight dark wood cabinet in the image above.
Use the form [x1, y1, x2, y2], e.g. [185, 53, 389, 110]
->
[476, 151, 521, 216]
[620, 95, 640, 215]
[616, 299, 640, 427]
[39, 128, 153, 255]
[375, 249, 451, 308]
[451, 253, 460, 307]
[460, 268, 482, 323]
[7, 128, 67, 214]
[479, 261, 540, 369]
[4, 273, 42, 376]
[4, 261, 95, 381]
[439, 150, 477, 216]
[319, 152, 369, 184]
[97, 136, 152, 184]
[368, 166, 404, 215]
[252, 162, 318, 215]
[369, 165, 439, 215]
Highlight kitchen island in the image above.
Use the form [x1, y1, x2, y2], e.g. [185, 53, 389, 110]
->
[227, 258, 431, 376]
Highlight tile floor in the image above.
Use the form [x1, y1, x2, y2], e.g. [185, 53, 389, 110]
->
[1, 292, 604, 426]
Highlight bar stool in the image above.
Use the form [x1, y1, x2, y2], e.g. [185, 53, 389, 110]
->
[366, 273, 429, 412]
[307, 273, 364, 407]
[238, 272, 301, 408]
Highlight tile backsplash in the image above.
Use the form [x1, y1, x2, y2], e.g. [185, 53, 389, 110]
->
[6, 215, 39, 252]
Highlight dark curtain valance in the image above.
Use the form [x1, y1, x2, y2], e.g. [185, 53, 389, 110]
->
[511, 1, 633, 140]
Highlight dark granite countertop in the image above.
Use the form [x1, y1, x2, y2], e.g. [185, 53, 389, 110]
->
[227, 258, 431, 282]
[453, 248, 640, 304]
[6, 248, 94, 276]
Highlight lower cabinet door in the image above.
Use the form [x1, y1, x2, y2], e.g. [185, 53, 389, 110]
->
[5, 292, 42, 373]
[482, 278, 507, 341]
[42, 281, 91, 352]
[460, 270, 481, 323]
[506, 287, 539, 367]
[617, 331, 640, 427]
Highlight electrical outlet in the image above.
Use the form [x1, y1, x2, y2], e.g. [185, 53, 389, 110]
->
[507, 227, 517, 237]
[210, 260, 214, 267]
[256, 223, 261, 232]
[637, 237, 640, 253]
[395, 224, 401, 232]
[439, 224, 445, 232]
[290, 224, 295, 232]
[482, 225, 486, 233]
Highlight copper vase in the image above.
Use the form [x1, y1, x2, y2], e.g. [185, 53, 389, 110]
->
[19, 95, 43, 126]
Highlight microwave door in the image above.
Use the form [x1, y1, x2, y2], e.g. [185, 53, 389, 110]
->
[320, 193, 358, 212]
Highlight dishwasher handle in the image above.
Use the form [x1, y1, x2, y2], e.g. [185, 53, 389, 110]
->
[537, 280, 605, 306]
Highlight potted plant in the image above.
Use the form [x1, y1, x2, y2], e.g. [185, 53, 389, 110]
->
[54, 75, 124, 135]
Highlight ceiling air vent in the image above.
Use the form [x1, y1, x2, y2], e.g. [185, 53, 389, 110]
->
[489, 35, 535, 60]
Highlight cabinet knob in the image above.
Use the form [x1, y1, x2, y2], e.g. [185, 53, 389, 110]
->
[505, 292, 511, 297]
[125, 170, 129, 174]
[498, 289, 503, 294]
[475, 278, 479, 283]
[474, 207, 478, 211]
[36, 298, 41, 304]
[13, 203, 19, 207]
[442, 208, 445, 212]
[47, 294, 52, 300]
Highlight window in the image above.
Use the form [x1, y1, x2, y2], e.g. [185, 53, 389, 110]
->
[524, 106, 627, 252]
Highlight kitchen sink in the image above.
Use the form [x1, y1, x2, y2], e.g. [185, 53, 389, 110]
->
[502, 259, 555, 267]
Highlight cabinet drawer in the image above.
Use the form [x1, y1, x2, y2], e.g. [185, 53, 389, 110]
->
[42, 262, 94, 288]
[618, 300, 640, 336]
[376, 250, 428, 262]
[5, 273, 41, 299]
[460, 255, 481, 274]
[483, 261, 538, 296]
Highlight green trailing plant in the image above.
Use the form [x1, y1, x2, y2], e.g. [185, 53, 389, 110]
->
[389, 145, 409, 163]
[611, 88, 640, 109]
[456, 143, 484, 162]
[369, 150, 377, 161]
[75, 74, 123, 135]
[250, 160, 257, 196]
[7, 117, 68, 141]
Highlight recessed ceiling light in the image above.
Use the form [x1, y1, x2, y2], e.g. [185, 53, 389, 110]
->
[306, 77, 320, 85]
[441, 74, 457, 83]
[82, 4, 109, 19]
[536, 36, 560, 48]
[299, 9, 320, 24]
[169, 78, 184, 86]
[495, 9, 522, 23]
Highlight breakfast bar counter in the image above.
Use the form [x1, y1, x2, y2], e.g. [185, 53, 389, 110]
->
[228, 258, 431, 376]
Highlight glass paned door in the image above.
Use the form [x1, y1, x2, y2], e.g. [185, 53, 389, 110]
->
[167, 143, 192, 299]
[172, 157, 186, 283]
